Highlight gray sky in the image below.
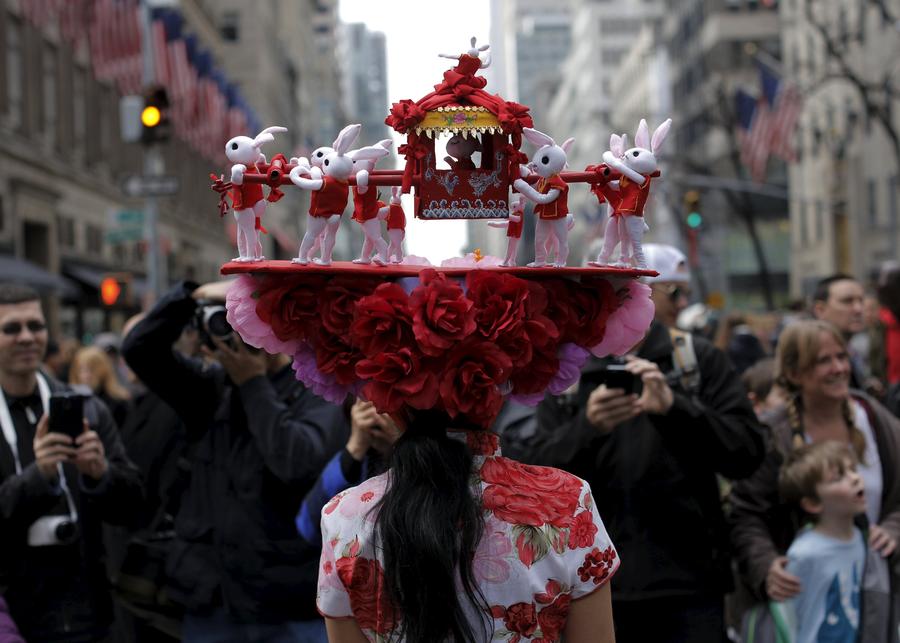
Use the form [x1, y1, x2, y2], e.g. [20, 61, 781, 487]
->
[338, 0, 492, 262]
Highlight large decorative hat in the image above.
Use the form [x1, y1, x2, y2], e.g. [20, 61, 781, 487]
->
[225, 262, 654, 429]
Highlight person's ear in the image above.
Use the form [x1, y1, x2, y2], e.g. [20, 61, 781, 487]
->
[800, 496, 823, 516]
[812, 300, 826, 319]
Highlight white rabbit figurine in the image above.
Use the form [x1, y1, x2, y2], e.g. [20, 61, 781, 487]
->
[349, 139, 393, 265]
[438, 36, 491, 70]
[288, 124, 361, 266]
[512, 127, 575, 267]
[487, 195, 525, 266]
[592, 118, 671, 270]
[225, 125, 288, 262]
[380, 186, 407, 264]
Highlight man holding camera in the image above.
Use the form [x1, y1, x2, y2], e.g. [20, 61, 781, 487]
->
[122, 281, 347, 641]
[501, 244, 766, 642]
[0, 284, 143, 642]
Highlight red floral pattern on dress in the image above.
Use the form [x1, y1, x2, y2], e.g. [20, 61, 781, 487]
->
[317, 443, 618, 642]
[578, 546, 617, 585]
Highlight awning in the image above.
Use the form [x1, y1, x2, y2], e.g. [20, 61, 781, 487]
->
[62, 263, 148, 299]
[0, 255, 78, 296]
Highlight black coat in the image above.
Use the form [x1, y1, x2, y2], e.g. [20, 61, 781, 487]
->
[0, 378, 144, 642]
[122, 282, 348, 623]
[501, 321, 767, 601]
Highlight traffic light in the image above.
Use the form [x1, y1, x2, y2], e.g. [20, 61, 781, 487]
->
[100, 273, 132, 307]
[141, 85, 170, 145]
[683, 190, 702, 229]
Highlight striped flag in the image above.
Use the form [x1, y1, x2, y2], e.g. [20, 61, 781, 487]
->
[759, 62, 804, 162]
[735, 89, 771, 182]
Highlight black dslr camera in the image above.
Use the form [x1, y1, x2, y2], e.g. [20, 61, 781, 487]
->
[193, 300, 234, 350]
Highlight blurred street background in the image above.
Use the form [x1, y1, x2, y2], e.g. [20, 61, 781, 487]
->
[1, 0, 897, 343]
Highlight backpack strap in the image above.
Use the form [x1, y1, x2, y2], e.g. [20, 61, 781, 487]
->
[668, 327, 701, 395]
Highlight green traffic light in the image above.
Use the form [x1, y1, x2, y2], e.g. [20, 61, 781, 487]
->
[686, 212, 703, 228]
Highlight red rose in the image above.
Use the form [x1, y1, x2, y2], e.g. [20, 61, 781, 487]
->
[537, 593, 572, 641]
[409, 269, 476, 357]
[255, 276, 326, 342]
[466, 272, 530, 341]
[319, 276, 380, 337]
[509, 341, 559, 396]
[350, 283, 413, 357]
[315, 329, 361, 386]
[568, 278, 618, 347]
[438, 341, 512, 427]
[357, 348, 439, 413]
[497, 100, 534, 134]
[489, 602, 537, 638]
[538, 279, 576, 341]
[481, 458, 583, 528]
[568, 510, 598, 550]
[335, 555, 398, 633]
[386, 99, 426, 133]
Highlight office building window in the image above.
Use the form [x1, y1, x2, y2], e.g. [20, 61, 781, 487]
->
[72, 67, 86, 156]
[43, 43, 58, 146]
[6, 17, 23, 129]
[868, 179, 878, 227]
[86, 224, 104, 255]
[221, 11, 239, 42]
[799, 200, 808, 247]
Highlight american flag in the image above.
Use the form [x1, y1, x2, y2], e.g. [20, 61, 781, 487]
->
[735, 63, 803, 181]
[760, 62, 803, 162]
[21, 0, 254, 163]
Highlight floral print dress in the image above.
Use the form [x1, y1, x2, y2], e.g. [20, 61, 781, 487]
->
[316, 432, 619, 642]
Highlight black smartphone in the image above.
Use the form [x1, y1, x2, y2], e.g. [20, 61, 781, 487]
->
[600, 364, 639, 395]
[48, 393, 84, 439]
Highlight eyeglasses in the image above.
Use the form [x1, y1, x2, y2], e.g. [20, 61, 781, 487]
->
[655, 283, 692, 302]
[1, 321, 47, 336]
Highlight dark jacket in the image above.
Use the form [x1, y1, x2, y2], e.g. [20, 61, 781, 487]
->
[730, 391, 900, 600]
[121, 282, 348, 623]
[502, 320, 766, 601]
[0, 378, 144, 642]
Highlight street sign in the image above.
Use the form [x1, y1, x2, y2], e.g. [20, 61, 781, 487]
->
[121, 174, 180, 198]
[106, 209, 145, 244]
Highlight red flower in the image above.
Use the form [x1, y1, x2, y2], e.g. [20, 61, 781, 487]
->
[497, 100, 534, 134]
[335, 555, 398, 633]
[319, 276, 380, 337]
[568, 510, 598, 550]
[489, 602, 537, 639]
[509, 342, 559, 396]
[465, 430, 500, 456]
[568, 278, 618, 347]
[438, 340, 512, 427]
[577, 546, 618, 585]
[409, 269, 476, 357]
[386, 99, 426, 133]
[481, 458, 583, 528]
[315, 330, 361, 386]
[323, 493, 342, 515]
[537, 593, 572, 641]
[466, 271, 529, 341]
[360, 491, 375, 503]
[323, 560, 333, 575]
[357, 348, 440, 413]
[255, 276, 326, 342]
[350, 283, 413, 357]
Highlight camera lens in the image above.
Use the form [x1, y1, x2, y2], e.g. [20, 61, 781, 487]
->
[54, 520, 78, 545]
[202, 306, 232, 338]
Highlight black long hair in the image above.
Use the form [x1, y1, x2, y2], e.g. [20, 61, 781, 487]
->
[374, 410, 490, 642]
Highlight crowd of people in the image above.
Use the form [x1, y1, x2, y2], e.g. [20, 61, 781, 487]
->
[3, 245, 900, 641]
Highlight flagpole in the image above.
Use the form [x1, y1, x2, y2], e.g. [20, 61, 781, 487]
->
[139, 0, 166, 304]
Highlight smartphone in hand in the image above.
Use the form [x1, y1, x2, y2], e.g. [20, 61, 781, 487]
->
[48, 393, 84, 440]
[599, 364, 640, 395]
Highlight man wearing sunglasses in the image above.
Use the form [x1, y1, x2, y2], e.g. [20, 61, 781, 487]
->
[503, 244, 766, 643]
[0, 284, 142, 642]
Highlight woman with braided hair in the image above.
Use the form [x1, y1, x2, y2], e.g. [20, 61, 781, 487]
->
[730, 320, 900, 631]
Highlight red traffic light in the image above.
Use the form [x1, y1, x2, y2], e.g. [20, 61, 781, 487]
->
[100, 278, 121, 306]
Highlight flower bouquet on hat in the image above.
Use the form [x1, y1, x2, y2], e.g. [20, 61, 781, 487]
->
[226, 266, 654, 428]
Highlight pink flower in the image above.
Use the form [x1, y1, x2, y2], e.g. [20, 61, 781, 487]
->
[226, 275, 300, 355]
[474, 528, 514, 584]
[590, 280, 654, 357]
[548, 343, 590, 395]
